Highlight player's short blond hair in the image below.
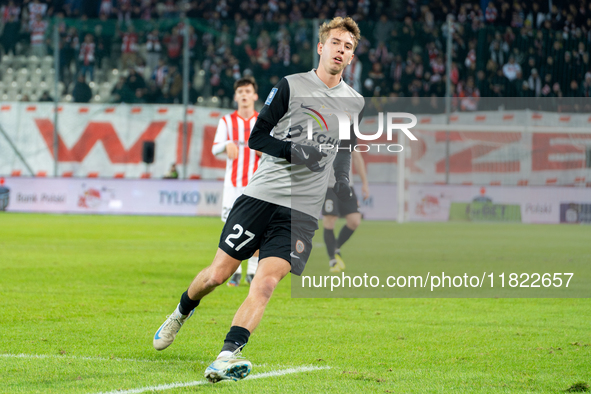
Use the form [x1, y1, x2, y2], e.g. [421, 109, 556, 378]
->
[318, 17, 361, 50]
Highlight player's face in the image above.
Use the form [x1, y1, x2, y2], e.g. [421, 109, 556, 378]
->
[318, 29, 355, 76]
[234, 85, 258, 108]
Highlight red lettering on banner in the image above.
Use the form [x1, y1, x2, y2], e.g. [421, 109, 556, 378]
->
[176, 122, 193, 164]
[435, 132, 521, 173]
[200, 125, 226, 169]
[532, 133, 591, 171]
[35, 119, 166, 163]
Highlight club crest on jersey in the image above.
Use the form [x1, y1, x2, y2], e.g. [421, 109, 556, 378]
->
[265, 88, 278, 105]
[296, 240, 305, 253]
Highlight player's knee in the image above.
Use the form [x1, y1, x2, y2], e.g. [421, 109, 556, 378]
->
[206, 266, 232, 287]
[347, 214, 361, 229]
[251, 275, 279, 300]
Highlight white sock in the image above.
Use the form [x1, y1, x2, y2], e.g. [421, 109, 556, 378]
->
[218, 350, 233, 359]
[234, 263, 242, 275]
[247, 256, 259, 275]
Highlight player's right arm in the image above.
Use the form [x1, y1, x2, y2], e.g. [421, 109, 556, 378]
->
[249, 78, 325, 169]
[212, 117, 238, 160]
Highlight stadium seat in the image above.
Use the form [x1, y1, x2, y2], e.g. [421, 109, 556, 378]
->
[113, 173, 125, 178]
[140, 173, 151, 178]
[27, 56, 40, 71]
[11, 170, 21, 176]
[36, 171, 47, 177]
[41, 56, 53, 69]
[87, 172, 99, 178]
[3, 68, 14, 83]
[30, 69, 42, 84]
[17, 68, 29, 84]
[62, 171, 73, 177]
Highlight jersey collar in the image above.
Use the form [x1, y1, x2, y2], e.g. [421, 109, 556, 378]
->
[309, 69, 344, 91]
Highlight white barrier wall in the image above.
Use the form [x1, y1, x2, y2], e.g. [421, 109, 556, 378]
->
[0, 103, 231, 179]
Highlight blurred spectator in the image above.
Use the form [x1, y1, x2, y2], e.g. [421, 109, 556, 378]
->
[164, 65, 182, 102]
[151, 59, 169, 89]
[343, 56, 362, 93]
[485, 2, 498, 24]
[78, 34, 96, 81]
[1, 14, 20, 55]
[111, 76, 134, 103]
[1, 1, 20, 24]
[30, 14, 48, 58]
[60, 27, 80, 89]
[164, 26, 183, 66]
[164, 164, 179, 179]
[125, 68, 147, 101]
[528, 68, 542, 97]
[502, 56, 521, 81]
[121, 25, 139, 69]
[72, 74, 92, 103]
[39, 91, 53, 102]
[28, 0, 47, 30]
[581, 74, 591, 97]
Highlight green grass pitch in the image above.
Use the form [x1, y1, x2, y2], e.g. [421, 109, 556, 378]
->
[0, 213, 590, 393]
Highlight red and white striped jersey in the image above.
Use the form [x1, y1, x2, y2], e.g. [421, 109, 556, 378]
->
[212, 111, 260, 188]
[30, 20, 47, 45]
[121, 32, 138, 53]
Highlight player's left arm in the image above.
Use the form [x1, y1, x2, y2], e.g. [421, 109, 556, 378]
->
[248, 78, 291, 159]
[333, 107, 364, 200]
[352, 151, 369, 200]
[333, 130, 355, 201]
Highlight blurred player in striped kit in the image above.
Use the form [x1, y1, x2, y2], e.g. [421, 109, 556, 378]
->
[212, 77, 261, 286]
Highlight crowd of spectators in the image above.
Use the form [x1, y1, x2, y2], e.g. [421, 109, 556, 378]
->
[1, 0, 591, 106]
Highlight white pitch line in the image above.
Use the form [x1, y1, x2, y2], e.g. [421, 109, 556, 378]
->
[0, 353, 197, 364]
[94, 365, 331, 394]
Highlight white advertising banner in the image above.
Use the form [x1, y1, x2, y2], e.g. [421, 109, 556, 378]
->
[353, 183, 398, 221]
[409, 184, 591, 224]
[0, 177, 398, 220]
[2, 177, 590, 223]
[1, 177, 224, 216]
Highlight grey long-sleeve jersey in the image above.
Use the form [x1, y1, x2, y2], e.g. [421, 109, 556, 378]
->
[245, 69, 364, 219]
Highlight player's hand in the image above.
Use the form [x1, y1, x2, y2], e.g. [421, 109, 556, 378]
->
[226, 142, 238, 160]
[334, 176, 353, 201]
[288, 143, 327, 172]
[362, 183, 370, 200]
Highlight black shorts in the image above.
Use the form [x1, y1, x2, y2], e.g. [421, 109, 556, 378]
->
[218, 195, 318, 276]
[321, 187, 359, 217]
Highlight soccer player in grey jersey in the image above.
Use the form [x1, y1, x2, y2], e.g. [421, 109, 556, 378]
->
[153, 16, 364, 383]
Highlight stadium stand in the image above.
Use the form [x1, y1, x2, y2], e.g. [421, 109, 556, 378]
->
[0, 1, 589, 106]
